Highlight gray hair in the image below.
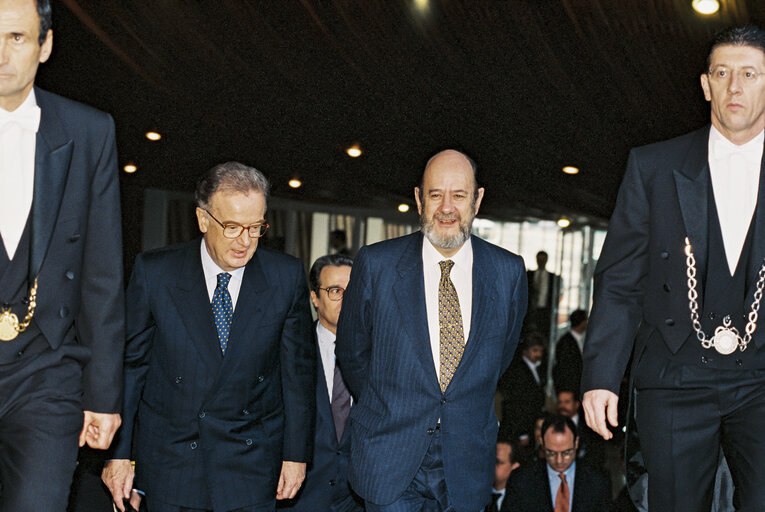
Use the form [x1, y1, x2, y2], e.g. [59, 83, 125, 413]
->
[195, 161, 270, 211]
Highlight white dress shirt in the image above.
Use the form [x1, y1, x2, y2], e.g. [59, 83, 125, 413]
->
[708, 126, 764, 275]
[317, 321, 337, 401]
[571, 329, 585, 354]
[491, 487, 506, 510]
[534, 268, 549, 308]
[0, 90, 39, 259]
[522, 355, 542, 385]
[200, 239, 245, 311]
[547, 460, 576, 511]
[423, 237, 473, 381]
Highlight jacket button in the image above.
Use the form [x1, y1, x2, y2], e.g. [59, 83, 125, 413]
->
[709, 312, 716, 320]
[199, 411, 206, 419]
[329, 480, 336, 486]
[175, 376, 182, 384]
[65, 270, 75, 280]
[701, 356, 708, 364]
[190, 441, 198, 449]
[246, 439, 253, 446]
[663, 283, 671, 293]
[68, 234, 81, 242]
[736, 359, 743, 367]
[427, 428, 435, 435]
[440, 398, 446, 404]
[242, 409, 249, 415]
[59, 307, 69, 318]
[660, 251, 669, 259]
[258, 375, 264, 382]
[665, 318, 674, 326]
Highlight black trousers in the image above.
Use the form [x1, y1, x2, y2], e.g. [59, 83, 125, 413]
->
[635, 353, 765, 512]
[0, 341, 84, 512]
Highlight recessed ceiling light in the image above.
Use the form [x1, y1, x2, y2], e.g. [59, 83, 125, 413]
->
[145, 131, 161, 141]
[398, 203, 410, 213]
[562, 166, 579, 175]
[288, 178, 302, 189]
[346, 145, 362, 158]
[123, 164, 137, 173]
[557, 218, 571, 228]
[692, 0, 719, 14]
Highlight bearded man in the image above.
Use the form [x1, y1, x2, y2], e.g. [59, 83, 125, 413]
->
[336, 149, 528, 512]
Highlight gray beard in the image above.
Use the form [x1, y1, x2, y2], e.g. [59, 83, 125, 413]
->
[420, 213, 472, 250]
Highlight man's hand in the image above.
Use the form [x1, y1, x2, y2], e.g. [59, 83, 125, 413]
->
[102, 459, 137, 512]
[276, 461, 306, 500]
[582, 389, 619, 440]
[79, 411, 121, 449]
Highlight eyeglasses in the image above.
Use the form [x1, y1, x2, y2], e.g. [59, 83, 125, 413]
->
[707, 66, 765, 85]
[318, 286, 345, 301]
[203, 209, 269, 239]
[544, 448, 576, 461]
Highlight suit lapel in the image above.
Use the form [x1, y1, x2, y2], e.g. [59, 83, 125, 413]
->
[168, 241, 221, 372]
[673, 126, 710, 278]
[29, 88, 73, 279]
[393, 232, 439, 387]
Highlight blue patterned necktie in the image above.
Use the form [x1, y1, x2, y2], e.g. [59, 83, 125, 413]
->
[212, 272, 233, 354]
[439, 260, 464, 392]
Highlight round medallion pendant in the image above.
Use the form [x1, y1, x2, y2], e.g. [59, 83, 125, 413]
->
[0, 311, 19, 341]
[713, 328, 739, 355]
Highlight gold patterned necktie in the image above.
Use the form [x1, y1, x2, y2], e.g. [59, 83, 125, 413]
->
[439, 260, 464, 392]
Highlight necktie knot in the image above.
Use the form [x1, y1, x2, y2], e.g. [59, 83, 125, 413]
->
[217, 272, 231, 288]
[439, 259, 455, 276]
[0, 104, 41, 133]
[559, 472, 567, 483]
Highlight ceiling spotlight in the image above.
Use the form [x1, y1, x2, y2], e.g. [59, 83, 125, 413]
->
[123, 164, 137, 173]
[288, 178, 302, 189]
[557, 218, 571, 228]
[346, 145, 362, 158]
[398, 203, 410, 213]
[145, 131, 161, 141]
[692, 0, 719, 14]
[562, 166, 579, 175]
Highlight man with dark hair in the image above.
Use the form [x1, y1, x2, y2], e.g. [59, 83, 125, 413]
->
[0, 0, 125, 510]
[553, 309, 588, 396]
[556, 390, 604, 471]
[506, 415, 610, 512]
[498, 332, 547, 449]
[487, 436, 521, 512]
[336, 149, 527, 511]
[279, 253, 363, 512]
[583, 24, 765, 510]
[103, 162, 315, 512]
[330, 230, 352, 256]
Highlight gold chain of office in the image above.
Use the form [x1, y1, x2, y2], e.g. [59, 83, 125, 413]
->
[0, 278, 38, 342]
[685, 238, 765, 355]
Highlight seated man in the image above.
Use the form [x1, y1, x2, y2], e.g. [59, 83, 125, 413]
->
[506, 415, 610, 512]
[487, 435, 521, 512]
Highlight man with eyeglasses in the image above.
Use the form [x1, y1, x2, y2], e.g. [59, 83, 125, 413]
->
[582, 25, 765, 511]
[102, 161, 315, 512]
[278, 253, 363, 512]
[505, 415, 609, 512]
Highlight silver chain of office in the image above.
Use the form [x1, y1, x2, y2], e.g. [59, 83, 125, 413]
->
[685, 237, 765, 355]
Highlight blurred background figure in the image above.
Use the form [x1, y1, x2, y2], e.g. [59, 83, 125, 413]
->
[553, 309, 588, 397]
[487, 436, 521, 512]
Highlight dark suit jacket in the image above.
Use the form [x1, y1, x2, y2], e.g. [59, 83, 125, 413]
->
[279, 323, 363, 512]
[505, 461, 610, 512]
[22, 87, 125, 412]
[526, 269, 558, 312]
[582, 125, 765, 394]
[498, 356, 546, 443]
[553, 332, 582, 396]
[336, 232, 527, 512]
[112, 239, 315, 511]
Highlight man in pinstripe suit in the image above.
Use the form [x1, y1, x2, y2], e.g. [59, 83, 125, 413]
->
[336, 149, 527, 512]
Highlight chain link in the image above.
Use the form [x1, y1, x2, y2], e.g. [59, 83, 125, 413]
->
[685, 237, 765, 352]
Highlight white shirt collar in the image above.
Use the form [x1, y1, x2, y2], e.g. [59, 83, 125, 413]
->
[709, 124, 764, 160]
[200, 238, 246, 308]
[421, 235, 472, 269]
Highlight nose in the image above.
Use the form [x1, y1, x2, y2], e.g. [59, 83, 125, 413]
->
[236, 230, 252, 247]
[728, 71, 742, 94]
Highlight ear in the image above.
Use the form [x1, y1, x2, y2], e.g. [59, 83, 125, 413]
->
[414, 187, 423, 215]
[700, 73, 712, 102]
[196, 207, 208, 234]
[474, 187, 485, 214]
[574, 437, 580, 450]
[511, 462, 520, 472]
[310, 290, 319, 309]
[39, 30, 53, 64]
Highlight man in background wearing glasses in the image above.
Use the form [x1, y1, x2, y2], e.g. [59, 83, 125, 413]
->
[103, 161, 315, 512]
[505, 415, 609, 512]
[279, 253, 363, 512]
[583, 25, 765, 511]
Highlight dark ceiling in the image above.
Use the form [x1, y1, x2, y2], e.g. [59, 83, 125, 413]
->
[35, 0, 765, 227]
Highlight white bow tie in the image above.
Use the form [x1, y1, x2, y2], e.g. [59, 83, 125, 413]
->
[713, 138, 762, 162]
[0, 104, 41, 133]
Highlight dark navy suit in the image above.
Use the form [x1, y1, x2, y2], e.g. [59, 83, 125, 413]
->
[505, 461, 610, 512]
[111, 239, 315, 511]
[279, 323, 363, 512]
[0, 87, 124, 511]
[336, 232, 527, 512]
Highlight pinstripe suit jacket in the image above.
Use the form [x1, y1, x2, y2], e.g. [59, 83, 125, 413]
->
[336, 232, 527, 511]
